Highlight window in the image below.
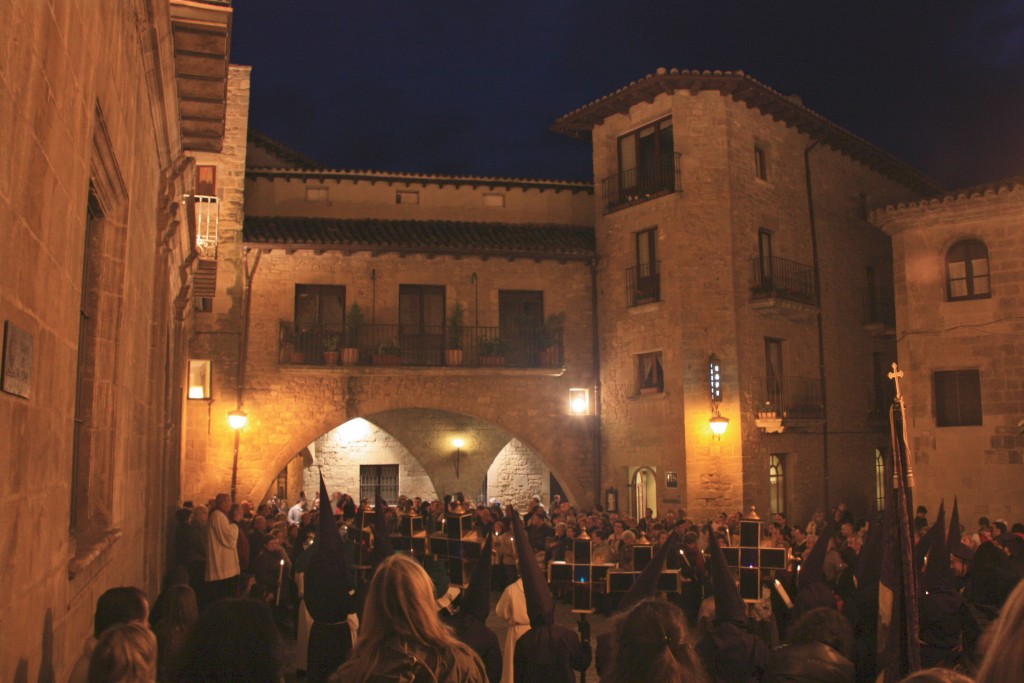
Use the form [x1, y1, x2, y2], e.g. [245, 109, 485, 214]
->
[483, 193, 505, 207]
[630, 227, 660, 304]
[396, 190, 420, 205]
[305, 186, 328, 202]
[946, 240, 990, 301]
[618, 118, 675, 200]
[361, 464, 399, 504]
[874, 449, 886, 512]
[757, 229, 774, 286]
[637, 352, 664, 394]
[934, 369, 982, 426]
[187, 360, 211, 400]
[195, 165, 216, 196]
[765, 338, 783, 407]
[400, 284, 445, 365]
[499, 290, 543, 367]
[754, 146, 768, 180]
[295, 285, 345, 331]
[768, 454, 785, 517]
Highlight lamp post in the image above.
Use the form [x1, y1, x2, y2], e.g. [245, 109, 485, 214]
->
[452, 437, 465, 479]
[228, 409, 248, 501]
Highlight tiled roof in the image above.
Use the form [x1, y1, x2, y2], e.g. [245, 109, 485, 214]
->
[247, 130, 322, 169]
[873, 176, 1024, 217]
[246, 167, 593, 193]
[552, 68, 943, 196]
[243, 216, 596, 261]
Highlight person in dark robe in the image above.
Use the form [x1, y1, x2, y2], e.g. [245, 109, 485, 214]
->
[696, 523, 769, 683]
[508, 505, 591, 683]
[441, 528, 503, 683]
[765, 606, 855, 683]
[844, 515, 883, 683]
[917, 504, 964, 669]
[793, 522, 837, 618]
[595, 531, 681, 676]
[303, 472, 358, 683]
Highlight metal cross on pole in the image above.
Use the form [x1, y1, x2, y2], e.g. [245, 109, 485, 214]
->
[888, 362, 916, 489]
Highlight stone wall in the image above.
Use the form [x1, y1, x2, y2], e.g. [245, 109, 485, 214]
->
[486, 439, 551, 509]
[876, 183, 1024, 521]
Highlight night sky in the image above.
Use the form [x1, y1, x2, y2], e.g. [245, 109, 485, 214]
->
[232, 2, 1024, 190]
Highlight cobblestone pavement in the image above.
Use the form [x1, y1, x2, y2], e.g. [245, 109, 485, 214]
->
[282, 588, 616, 681]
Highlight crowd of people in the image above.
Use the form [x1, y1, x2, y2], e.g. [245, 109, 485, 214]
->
[73, 484, 1024, 682]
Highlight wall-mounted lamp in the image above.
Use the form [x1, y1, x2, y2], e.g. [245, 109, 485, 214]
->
[452, 437, 465, 478]
[228, 409, 248, 430]
[709, 411, 730, 437]
[188, 360, 211, 399]
[569, 388, 590, 416]
[708, 354, 728, 438]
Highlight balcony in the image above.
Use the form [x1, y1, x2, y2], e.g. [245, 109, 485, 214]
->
[748, 256, 818, 320]
[760, 375, 824, 423]
[862, 287, 896, 337]
[602, 153, 681, 213]
[278, 321, 564, 369]
[626, 261, 661, 307]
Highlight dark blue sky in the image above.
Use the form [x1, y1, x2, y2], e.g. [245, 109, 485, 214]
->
[232, 1, 1024, 189]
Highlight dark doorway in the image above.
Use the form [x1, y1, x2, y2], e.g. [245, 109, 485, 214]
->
[399, 284, 445, 365]
[499, 290, 543, 367]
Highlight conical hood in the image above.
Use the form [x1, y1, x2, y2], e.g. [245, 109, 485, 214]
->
[922, 503, 954, 592]
[370, 486, 393, 567]
[305, 470, 355, 623]
[706, 523, 746, 625]
[798, 521, 832, 588]
[460, 527, 494, 622]
[620, 531, 680, 612]
[914, 500, 944, 573]
[855, 517, 883, 587]
[508, 505, 553, 626]
[947, 496, 961, 554]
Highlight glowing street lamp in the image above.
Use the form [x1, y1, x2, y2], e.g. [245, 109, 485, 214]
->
[569, 388, 590, 416]
[452, 437, 465, 478]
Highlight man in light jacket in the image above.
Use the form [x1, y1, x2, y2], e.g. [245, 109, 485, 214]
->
[205, 492, 240, 605]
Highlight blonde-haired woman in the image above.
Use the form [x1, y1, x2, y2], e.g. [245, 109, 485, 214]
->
[975, 579, 1024, 683]
[88, 622, 158, 683]
[331, 553, 487, 682]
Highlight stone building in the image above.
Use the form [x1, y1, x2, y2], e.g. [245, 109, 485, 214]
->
[0, 0, 231, 680]
[874, 179, 1024, 521]
[188, 66, 947, 527]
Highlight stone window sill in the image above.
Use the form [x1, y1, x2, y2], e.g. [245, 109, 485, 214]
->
[68, 528, 123, 580]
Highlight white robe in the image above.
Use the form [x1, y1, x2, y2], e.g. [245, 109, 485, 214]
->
[495, 578, 530, 683]
[205, 508, 240, 581]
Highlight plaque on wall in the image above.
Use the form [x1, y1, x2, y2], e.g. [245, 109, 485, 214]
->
[2, 321, 33, 398]
[665, 471, 678, 488]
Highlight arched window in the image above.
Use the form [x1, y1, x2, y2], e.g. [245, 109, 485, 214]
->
[946, 239, 990, 301]
[874, 449, 886, 512]
[768, 454, 785, 516]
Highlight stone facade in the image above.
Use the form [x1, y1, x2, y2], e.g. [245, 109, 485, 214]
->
[487, 439, 552, 510]
[0, 1, 226, 679]
[875, 181, 1024, 520]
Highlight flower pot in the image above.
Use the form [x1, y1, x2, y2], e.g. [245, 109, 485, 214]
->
[445, 349, 464, 366]
[342, 347, 360, 365]
[323, 351, 340, 366]
[288, 350, 305, 365]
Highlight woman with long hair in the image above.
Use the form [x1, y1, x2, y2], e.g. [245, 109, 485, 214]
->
[88, 622, 158, 683]
[330, 553, 487, 682]
[975, 579, 1024, 683]
[603, 598, 709, 683]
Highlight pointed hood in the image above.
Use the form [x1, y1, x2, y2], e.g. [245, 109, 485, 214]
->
[508, 505, 554, 627]
[855, 517, 883, 587]
[914, 500, 944, 573]
[305, 470, 355, 622]
[947, 497, 961, 555]
[798, 521, 832, 588]
[370, 486, 393, 567]
[460, 527, 494, 622]
[620, 531, 680, 612]
[706, 523, 746, 625]
[921, 504, 954, 592]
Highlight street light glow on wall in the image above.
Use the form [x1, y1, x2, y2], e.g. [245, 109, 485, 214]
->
[569, 388, 590, 415]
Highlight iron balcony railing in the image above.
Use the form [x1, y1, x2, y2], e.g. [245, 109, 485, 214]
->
[626, 261, 661, 306]
[749, 255, 817, 305]
[862, 287, 896, 327]
[602, 153, 681, 213]
[279, 321, 564, 369]
[761, 375, 824, 420]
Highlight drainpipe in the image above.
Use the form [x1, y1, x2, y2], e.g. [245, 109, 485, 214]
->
[803, 141, 830, 512]
[231, 246, 261, 501]
[589, 257, 602, 509]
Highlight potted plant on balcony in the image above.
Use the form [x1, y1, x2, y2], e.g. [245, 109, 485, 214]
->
[538, 311, 565, 367]
[478, 336, 507, 367]
[373, 341, 403, 366]
[322, 333, 340, 365]
[342, 303, 365, 365]
[445, 302, 465, 366]
[281, 323, 306, 364]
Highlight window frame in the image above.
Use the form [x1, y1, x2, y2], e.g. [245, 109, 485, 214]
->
[933, 369, 982, 427]
[754, 145, 768, 181]
[637, 351, 665, 395]
[946, 239, 991, 301]
[768, 454, 785, 517]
